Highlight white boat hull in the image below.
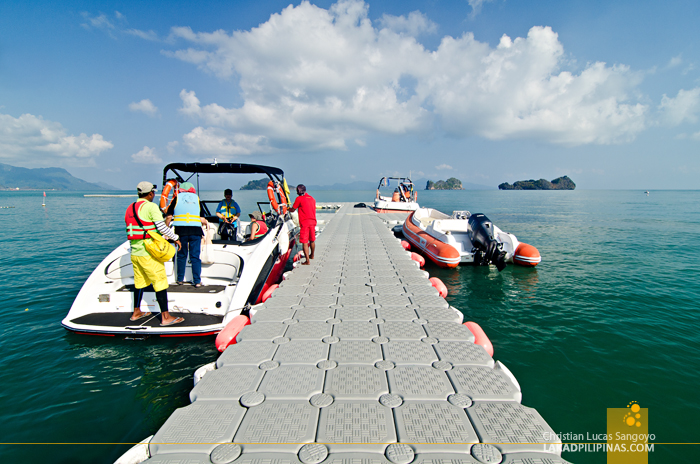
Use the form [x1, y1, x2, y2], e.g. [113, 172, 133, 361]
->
[374, 198, 419, 213]
[62, 220, 296, 337]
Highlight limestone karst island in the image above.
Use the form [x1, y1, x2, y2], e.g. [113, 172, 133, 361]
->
[498, 176, 576, 190]
[425, 178, 464, 190]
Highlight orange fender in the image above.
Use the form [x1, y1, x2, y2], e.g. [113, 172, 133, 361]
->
[215, 315, 250, 352]
[293, 250, 305, 263]
[261, 284, 279, 302]
[464, 321, 494, 357]
[410, 252, 425, 268]
[400, 240, 411, 251]
[513, 242, 541, 267]
[429, 277, 448, 298]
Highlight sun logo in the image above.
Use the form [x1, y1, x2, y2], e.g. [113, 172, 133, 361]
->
[623, 401, 642, 427]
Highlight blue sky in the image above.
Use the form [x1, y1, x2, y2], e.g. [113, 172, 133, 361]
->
[1, 0, 699, 189]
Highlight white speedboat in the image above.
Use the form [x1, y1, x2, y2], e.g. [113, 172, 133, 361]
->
[373, 176, 419, 213]
[402, 208, 540, 270]
[62, 162, 297, 337]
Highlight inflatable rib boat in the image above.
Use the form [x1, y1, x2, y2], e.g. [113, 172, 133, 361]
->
[402, 208, 540, 270]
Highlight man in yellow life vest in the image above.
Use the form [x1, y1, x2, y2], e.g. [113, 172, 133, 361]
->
[216, 188, 240, 241]
[124, 181, 184, 326]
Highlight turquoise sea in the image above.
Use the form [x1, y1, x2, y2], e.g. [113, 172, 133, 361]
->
[0, 189, 698, 463]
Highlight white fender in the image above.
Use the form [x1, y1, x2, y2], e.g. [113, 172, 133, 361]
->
[193, 361, 216, 386]
[113, 435, 152, 464]
[278, 222, 289, 255]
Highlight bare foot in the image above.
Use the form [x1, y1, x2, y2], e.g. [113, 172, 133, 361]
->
[309, 254, 314, 259]
[301, 261, 310, 265]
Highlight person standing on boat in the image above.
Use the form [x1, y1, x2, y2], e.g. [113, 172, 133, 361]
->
[216, 189, 240, 241]
[125, 182, 184, 326]
[288, 184, 316, 265]
[165, 182, 208, 287]
[247, 211, 268, 240]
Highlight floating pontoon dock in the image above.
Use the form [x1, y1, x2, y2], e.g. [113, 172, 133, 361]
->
[128, 204, 568, 464]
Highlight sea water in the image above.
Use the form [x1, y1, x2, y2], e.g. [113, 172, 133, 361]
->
[0, 189, 697, 463]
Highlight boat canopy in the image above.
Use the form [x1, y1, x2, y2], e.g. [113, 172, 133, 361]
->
[377, 177, 414, 189]
[163, 163, 285, 186]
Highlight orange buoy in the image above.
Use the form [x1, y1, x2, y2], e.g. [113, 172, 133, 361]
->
[215, 315, 250, 352]
[429, 277, 448, 298]
[261, 284, 279, 302]
[400, 240, 411, 251]
[513, 242, 541, 267]
[464, 321, 494, 357]
[159, 179, 178, 213]
[410, 252, 425, 268]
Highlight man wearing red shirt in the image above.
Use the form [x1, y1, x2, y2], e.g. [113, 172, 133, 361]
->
[289, 184, 316, 265]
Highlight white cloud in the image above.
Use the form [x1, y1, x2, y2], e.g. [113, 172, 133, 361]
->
[81, 11, 160, 41]
[468, 0, 495, 18]
[166, 141, 180, 154]
[125, 29, 159, 41]
[378, 11, 437, 36]
[0, 113, 113, 166]
[667, 54, 683, 68]
[436, 164, 453, 170]
[80, 12, 115, 31]
[658, 88, 700, 126]
[131, 146, 162, 164]
[129, 99, 159, 116]
[165, 0, 650, 155]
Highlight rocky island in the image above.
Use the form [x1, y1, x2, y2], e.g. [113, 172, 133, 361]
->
[499, 176, 575, 190]
[426, 178, 464, 190]
[240, 178, 270, 190]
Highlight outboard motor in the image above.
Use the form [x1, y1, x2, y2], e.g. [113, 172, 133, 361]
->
[468, 213, 507, 271]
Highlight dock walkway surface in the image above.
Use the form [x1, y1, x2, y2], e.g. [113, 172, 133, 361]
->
[136, 204, 568, 464]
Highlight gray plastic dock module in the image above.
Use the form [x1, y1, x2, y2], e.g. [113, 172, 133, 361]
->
[141, 204, 564, 464]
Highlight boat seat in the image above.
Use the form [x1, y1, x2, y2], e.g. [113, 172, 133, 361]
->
[105, 254, 174, 279]
[176, 248, 242, 281]
[419, 217, 436, 228]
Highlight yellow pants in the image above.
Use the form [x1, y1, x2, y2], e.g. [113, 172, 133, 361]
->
[131, 255, 169, 292]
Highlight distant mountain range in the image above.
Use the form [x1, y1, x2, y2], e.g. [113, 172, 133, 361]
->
[0, 163, 115, 190]
[305, 178, 494, 191]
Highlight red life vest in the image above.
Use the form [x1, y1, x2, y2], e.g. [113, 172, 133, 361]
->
[125, 201, 156, 240]
[251, 219, 268, 239]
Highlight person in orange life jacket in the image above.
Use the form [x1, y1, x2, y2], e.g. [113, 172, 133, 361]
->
[164, 182, 208, 287]
[125, 181, 183, 326]
[288, 184, 316, 265]
[216, 189, 240, 241]
[247, 211, 268, 241]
